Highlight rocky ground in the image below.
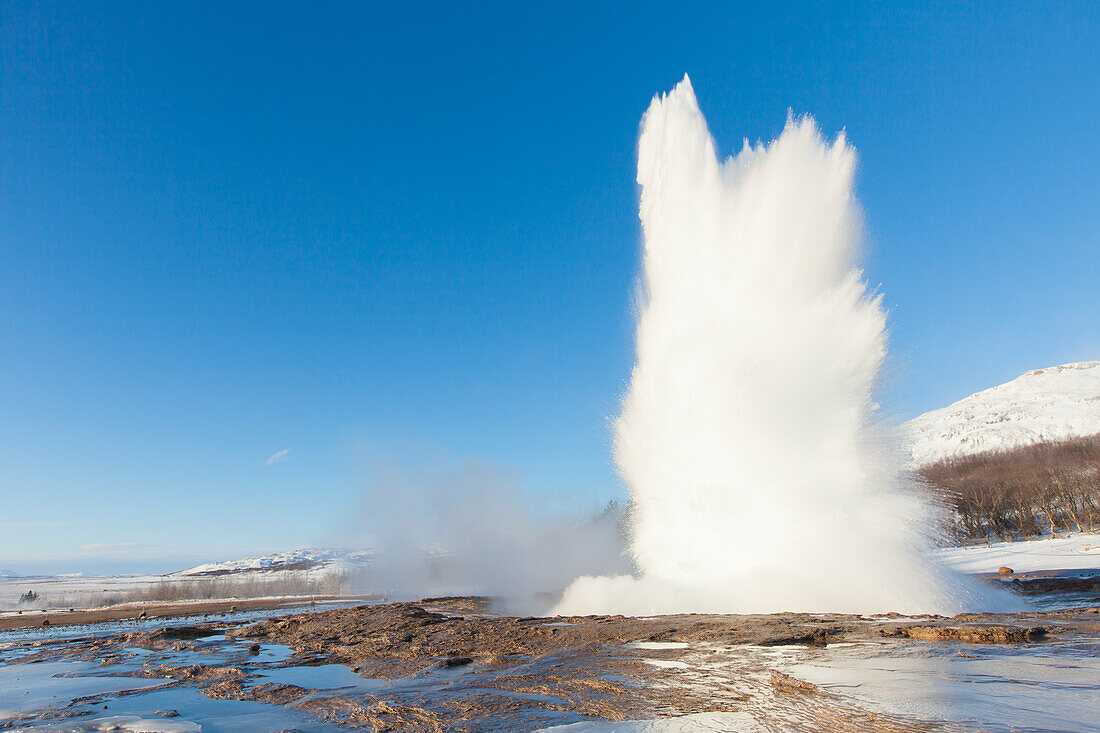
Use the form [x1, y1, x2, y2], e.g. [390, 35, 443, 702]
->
[5, 595, 1098, 731]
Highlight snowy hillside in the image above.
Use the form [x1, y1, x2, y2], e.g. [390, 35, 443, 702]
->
[177, 548, 371, 577]
[907, 362, 1100, 466]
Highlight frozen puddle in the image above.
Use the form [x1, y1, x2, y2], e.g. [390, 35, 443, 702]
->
[641, 659, 689, 670]
[536, 711, 768, 732]
[0, 639, 356, 731]
[13, 715, 200, 732]
[249, 662, 389, 692]
[0, 662, 167, 723]
[779, 638, 1100, 733]
[9, 685, 341, 732]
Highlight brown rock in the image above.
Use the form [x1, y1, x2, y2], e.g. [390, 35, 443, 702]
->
[770, 669, 818, 694]
[889, 625, 1046, 643]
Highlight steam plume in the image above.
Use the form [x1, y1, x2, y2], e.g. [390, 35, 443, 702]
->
[555, 77, 1011, 615]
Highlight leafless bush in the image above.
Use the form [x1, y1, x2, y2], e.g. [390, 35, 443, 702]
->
[917, 435, 1100, 543]
[48, 570, 349, 609]
[134, 570, 347, 602]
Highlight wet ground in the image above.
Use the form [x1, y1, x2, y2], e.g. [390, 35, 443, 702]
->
[1, 588, 1097, 732]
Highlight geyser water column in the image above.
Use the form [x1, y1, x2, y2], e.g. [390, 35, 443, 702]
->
[555, 76, 1006, 616]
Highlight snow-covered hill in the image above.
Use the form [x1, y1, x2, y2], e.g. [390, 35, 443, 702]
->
[907, 361, 1100, 466]
[176, 548, 371, 577]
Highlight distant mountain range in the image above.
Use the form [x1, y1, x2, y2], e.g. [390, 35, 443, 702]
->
[176, 548, 371, 577]
[907, 361, 1100, 466]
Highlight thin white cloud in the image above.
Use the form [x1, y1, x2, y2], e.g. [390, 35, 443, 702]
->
[265, 448, 291, 465]
[80, 542, 154, 554]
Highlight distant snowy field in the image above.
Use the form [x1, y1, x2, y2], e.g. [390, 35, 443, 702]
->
[0, 573, 164, 609]
[906, 361, 1100, 465]
[0, 549, 369, 610]
[934, 533, 1100, 575]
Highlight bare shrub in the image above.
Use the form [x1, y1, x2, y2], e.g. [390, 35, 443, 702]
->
[136, 570, 345, 602]
[48, 570, 349, 609]
[917, 435, 1100, 543]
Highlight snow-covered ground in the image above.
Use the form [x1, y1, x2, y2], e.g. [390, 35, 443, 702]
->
[935, 533, 1100, 575]
[0, 548, 370, 610]
[907, 361, 1100, 465]
[0, 573, 169, 608]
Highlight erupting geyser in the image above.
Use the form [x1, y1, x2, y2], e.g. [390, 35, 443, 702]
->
[555, 77, 1007, 615]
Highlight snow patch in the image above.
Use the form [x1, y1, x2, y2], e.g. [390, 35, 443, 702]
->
[934, 532, 1100, 574]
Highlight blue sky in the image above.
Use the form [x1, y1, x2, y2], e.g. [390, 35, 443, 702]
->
[2, 2, 1097, 574]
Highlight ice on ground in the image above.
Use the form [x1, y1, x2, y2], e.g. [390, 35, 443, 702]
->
[781, 637, 1100, 733]
[629, 642, 690, 650]
[0, 662, 166, 723]
[536, 712, 768, 732]
[642, 660, 690, 669]
[13, 716, 202, 732]
[934, 532, 1100, 574]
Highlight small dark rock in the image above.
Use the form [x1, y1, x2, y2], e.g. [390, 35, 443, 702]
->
[442, 656, 473, 668]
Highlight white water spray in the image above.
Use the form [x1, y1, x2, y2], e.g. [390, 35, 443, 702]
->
[556, 77, 1008, 615]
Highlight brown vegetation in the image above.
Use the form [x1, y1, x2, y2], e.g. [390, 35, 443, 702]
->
[27, 570, 351, 611]
[129, 571, 348, 602]
[917, 435, 1100, 542]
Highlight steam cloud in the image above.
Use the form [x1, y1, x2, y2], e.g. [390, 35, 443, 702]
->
[348, 457, 631, 614]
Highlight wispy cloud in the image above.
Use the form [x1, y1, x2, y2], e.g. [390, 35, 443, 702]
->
[80, 542, 154, 554]
[265, 448, 291, 465]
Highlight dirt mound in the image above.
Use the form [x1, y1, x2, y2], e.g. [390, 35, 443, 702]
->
[228, 601, 865, 676]
[882, 625, 1047, 643]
